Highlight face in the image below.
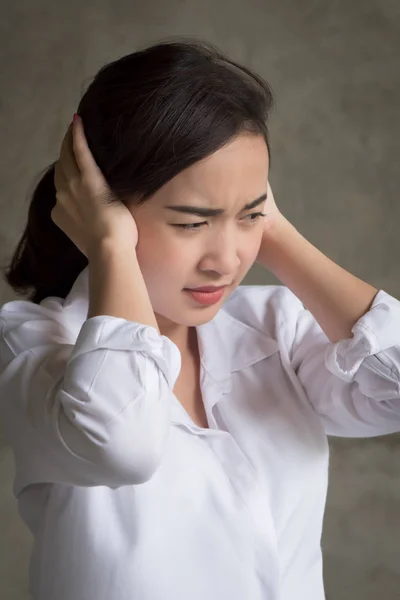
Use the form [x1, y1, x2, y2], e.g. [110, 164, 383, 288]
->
[128, 132, 269, 346]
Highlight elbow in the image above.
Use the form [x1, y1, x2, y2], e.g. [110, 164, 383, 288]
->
[94, 419, 169, 487]
[58, 379, 173, 488]
[101, 444, 165, 486]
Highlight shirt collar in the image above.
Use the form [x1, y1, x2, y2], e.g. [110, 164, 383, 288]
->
[196, 309, 279, 395]
[62, 266, 279, 395]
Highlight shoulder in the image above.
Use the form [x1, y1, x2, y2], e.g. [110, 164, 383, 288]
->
[220, 284, 307, 346]
[0, 296, 75, 358]
[0, 266, 90, 356]
[223, 284, 305, 324]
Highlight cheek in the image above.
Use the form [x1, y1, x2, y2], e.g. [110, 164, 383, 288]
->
[242, 232, 263, 262]
[135, 234, 185, 276]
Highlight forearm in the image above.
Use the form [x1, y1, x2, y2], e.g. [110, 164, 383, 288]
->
[87, 239, 160, 333]
[258, 215, 379, 343]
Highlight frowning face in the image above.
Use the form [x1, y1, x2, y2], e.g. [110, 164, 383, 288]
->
[129, 132, 269, 338]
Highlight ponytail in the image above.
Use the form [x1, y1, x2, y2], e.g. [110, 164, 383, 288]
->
[2, 163, 87, 304]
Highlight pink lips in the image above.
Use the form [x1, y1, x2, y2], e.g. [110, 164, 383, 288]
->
[187, 286, 227, 292]
[184, 288, 226, 305]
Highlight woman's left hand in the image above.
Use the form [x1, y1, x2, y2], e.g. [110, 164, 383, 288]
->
[260, 181, 286, 234]
[256, 182, 291, 267]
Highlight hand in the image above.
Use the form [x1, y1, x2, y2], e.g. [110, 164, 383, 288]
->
[262, 181, 284, 234]
[256, 182, 290, 267]
[52, 116, 138, 258]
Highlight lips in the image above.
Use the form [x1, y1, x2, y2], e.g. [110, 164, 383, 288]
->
[186, 285, 227, 292]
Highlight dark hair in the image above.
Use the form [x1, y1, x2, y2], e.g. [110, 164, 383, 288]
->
[2, 38, 274, 304]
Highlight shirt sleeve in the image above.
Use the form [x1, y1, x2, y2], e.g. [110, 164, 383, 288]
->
[289, 289, 400, 437]
[0, 300, 181, 494]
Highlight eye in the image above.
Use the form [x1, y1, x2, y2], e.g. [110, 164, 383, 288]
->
[175, 221, 208, 231]
[173, 212, 266, 231]
[243, 212, 266, 223]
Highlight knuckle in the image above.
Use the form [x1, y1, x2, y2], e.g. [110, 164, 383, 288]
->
[68, 178, 81, 197]
[80, 174, 91, 188]
[73, 136, 83, 154]
[55, 189, 67, 203]
[50, 206, 59, 223]
[55, 191, 73, 211]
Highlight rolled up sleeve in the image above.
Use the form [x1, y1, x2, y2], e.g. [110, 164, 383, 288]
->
[290, 290, 400, 437]
[0, 304, 181, 494]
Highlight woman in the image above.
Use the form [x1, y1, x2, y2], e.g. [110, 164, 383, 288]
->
[1, 39, 400, 600]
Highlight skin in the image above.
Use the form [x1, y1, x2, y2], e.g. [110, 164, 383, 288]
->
[128, 132, 270, 357]
[55, 122, 271, 362]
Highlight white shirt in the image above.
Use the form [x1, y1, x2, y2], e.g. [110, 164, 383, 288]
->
[1, 265, 400, 600]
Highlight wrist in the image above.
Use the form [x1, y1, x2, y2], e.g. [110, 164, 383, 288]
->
[87, 236, 137, 262]
[257, 213, 296, 265]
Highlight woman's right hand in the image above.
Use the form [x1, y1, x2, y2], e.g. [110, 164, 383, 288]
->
[52, 115, 138, 258]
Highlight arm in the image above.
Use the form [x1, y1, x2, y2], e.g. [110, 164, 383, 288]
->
[0, 245, 180, 493]
[88, 238, 160, 331]
[257, 208, 379, 344]
[258, 188, 400, 437]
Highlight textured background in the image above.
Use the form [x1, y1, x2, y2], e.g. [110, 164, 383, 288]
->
[1, 1, 400, 598]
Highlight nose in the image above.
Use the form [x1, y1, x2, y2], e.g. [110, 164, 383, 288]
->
[198, 226, 241, 276]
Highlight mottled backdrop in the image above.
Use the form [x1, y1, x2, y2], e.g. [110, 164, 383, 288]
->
[1, 1, 399, 598]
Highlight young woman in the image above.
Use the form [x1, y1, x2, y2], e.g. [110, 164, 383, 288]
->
[1, 39, 399, 600]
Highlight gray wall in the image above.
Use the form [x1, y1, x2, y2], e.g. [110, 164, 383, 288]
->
[1, 1, 400, 598]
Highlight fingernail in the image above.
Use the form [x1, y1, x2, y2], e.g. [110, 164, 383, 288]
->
[73, 113, 79, 123]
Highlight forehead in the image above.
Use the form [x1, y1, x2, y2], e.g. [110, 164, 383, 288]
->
[150, 133, 269, 208]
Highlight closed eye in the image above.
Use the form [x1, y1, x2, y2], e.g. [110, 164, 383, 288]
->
[173, 212, 266, 231]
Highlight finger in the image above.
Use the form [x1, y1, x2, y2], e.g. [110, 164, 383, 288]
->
[59, 125, 81, 181]
[54, 160, 68, 194]
[72, 116, 103, 180]
[53, 160, 80, 220]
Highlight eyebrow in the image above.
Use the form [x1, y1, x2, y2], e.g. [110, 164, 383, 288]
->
[164, 193, 267, 217]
